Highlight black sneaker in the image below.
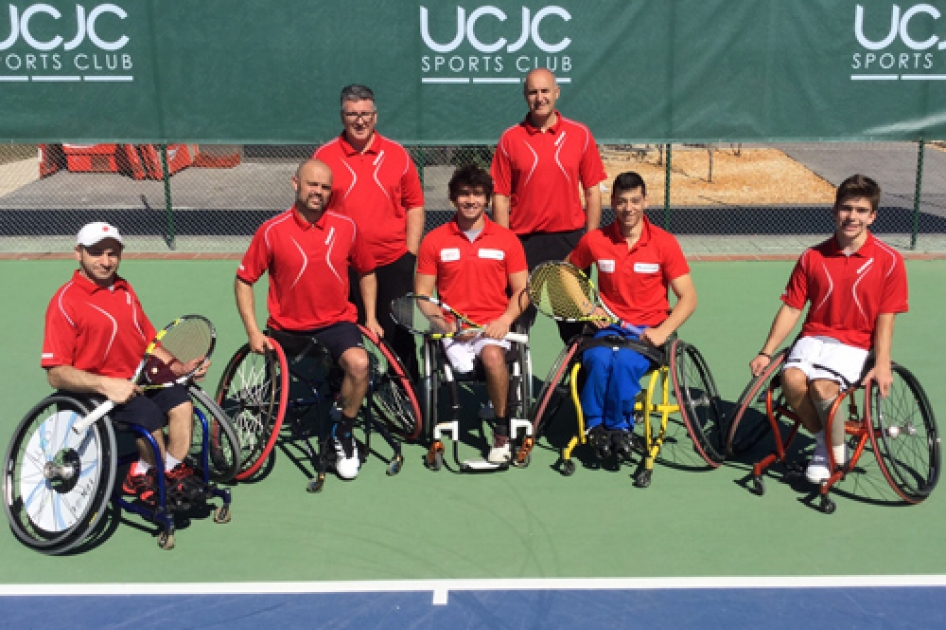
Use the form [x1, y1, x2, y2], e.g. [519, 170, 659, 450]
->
[587, 425, 611, 459]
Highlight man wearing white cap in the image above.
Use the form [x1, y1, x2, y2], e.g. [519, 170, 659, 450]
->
[41, 222, 199, 503]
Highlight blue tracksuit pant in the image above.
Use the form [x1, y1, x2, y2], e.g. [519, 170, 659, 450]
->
[579, 325, 654, 431]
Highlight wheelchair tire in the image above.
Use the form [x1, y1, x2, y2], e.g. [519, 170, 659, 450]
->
[727, 349, 787, 457]
[360, 326, 422, 441]
[216, 340, 288, 481]
[530, 340, 580, 439]
[670, 340, 725, 467]
[2, 394, 116, 555]
[868, 363, 941, 503]
[189, 385, 242, 483]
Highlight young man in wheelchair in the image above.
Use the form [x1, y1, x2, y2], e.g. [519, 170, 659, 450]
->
[566, 171, 697, 461]
[41, 222, 205, 504]
[414, 165, 529, 464]
[235, 159, 384, 481]
[749, 174, 908, 484]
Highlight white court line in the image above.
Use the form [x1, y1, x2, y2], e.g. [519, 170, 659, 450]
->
[31, 75, 81, 82]
[2, 575, 946, 605]
[902, 75, 946, 81]
[84, 75, 134, 82]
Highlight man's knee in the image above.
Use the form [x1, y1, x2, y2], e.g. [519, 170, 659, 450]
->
[780, 367, 809, 397]
[809, 378, 841, 403]
[479, 345, 507, 374]
[340, 348, 369, 381]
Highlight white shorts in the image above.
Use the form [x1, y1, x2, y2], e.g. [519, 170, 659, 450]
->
[442, 335, 510, 374]
[784, 336, 869, 390]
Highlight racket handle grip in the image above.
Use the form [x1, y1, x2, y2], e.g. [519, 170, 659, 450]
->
[621, 322, 645, 336]
[73, 400, 115, 434]
[504, 332, 529, 344]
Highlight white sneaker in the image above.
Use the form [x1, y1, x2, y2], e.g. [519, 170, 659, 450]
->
[805, 442, 831, 484]
[488, 433, 511, 464]
[333, 436, 360, 480]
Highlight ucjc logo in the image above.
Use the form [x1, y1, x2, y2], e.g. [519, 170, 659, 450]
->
[421, 5, 571, 53]
[0, 3, 128, 51]
[420, 5, 573, 80]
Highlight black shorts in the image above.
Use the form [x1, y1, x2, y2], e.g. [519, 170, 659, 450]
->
[110, 385, 191, 433]
[519, 229, 585, 271]
[270, 322, 365, 364]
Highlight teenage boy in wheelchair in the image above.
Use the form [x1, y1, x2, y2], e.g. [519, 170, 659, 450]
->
[41, 222, 206, 504]
[749, 174, 908, 484]
[414, 165, 529, 464]
[566, 172, 697, 461]
[235, 159, 384, 481]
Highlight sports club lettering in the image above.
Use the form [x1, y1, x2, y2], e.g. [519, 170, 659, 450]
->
[419, 4, 573, 84]
[850, 3, 946, 80]
[0, 3, 134, 81]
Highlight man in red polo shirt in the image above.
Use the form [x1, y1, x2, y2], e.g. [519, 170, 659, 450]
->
[42, 222, 201, 503]
[415, 165, 528, 463]
[750, 174, 908, 484]
[568, 172, 697, 460]
[314, 84, 424, 378]
[491, 68, 608, 344]
[236, 159, 382, 481]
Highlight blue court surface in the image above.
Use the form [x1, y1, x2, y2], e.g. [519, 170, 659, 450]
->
[2, 577, 946, 628]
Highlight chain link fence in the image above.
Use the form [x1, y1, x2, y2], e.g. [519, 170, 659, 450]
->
[1, 141, 944, 257]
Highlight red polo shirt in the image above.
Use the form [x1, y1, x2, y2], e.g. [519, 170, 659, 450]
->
[42, 270, 156, 379]
[238, 206, 376, 331]
[569, 218, 690, 327]
[783, 232, 908, 350]
[313, 132, 424, 266]
[491, 112, 607, 236]
[416, 216, 527, 325]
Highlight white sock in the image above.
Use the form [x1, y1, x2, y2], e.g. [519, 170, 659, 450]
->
[133, 460, 152, 475]
[832, 444, 847, 465]
[165, 454, 181, 472]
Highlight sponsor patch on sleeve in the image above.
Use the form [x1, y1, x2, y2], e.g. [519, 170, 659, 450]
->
[440, 248, 461, 262]
[634, 262, 660, 274]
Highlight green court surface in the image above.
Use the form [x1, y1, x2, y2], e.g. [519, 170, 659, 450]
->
[1, 259, 944, 583]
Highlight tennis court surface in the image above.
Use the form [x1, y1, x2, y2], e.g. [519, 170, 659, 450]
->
[1, 259, 944, 628]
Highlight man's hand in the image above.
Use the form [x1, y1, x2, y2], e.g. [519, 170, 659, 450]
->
[101, 377, 139, 405]
[248, 330, 273, 354]
[640, 326, 668, 348]
[483, 318, 511, 341]
[864, 362, 894, 398]
[749, 354, 771, 377]
[365, 317, 385, 340]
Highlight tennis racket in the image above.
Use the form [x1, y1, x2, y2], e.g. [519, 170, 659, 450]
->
[73, 315, 216, 433]
[390, 294, 528, 344]
[527, 261, 643, 334]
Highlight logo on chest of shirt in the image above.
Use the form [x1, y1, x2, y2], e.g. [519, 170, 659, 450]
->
[478, 248, 505, 260]
[597, 259, 615, 273]
[440, 248, 461, 262]
[634, 262, 660, 274]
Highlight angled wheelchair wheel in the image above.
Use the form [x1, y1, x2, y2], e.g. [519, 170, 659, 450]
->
[2, 394, 117, 555]
[188, 385, 241, 483]
[727, 349, 787, 457]
[360, 326, 422, 441]
[868, 363, 940, 503]
[670, 340, 725, 467]
[530, 340, 580, 439]
[216, 340, 288, 480]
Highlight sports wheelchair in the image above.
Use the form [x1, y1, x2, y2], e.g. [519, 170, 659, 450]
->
[727, 349, 940, 513]
[2, 384, 238, 554]
[420, 328, 535, 472]
[531, 332, 725, 486]
[216, 325, 421, 491]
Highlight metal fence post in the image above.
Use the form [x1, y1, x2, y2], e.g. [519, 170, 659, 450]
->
[663, 143, 672, 230]
[159, 144, 176, 250]
[911, 139, 924, 251]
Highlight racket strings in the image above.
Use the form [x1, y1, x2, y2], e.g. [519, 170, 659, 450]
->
[529, 265, 596, 320]
[392, 296, 460, 335]
[158, 318, 214, 364]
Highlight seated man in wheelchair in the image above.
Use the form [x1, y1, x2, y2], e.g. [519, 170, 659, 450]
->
[415, 165, 529, 464]
[750, 174, 908, 484]
[235, 158, 384, 481]
[567, 172, 697, 461]
[41, 222, 205, 504]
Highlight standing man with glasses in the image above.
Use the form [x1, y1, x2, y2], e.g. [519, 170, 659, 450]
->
[491, 68, 608, 345]
[314, 84, 425, 379]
